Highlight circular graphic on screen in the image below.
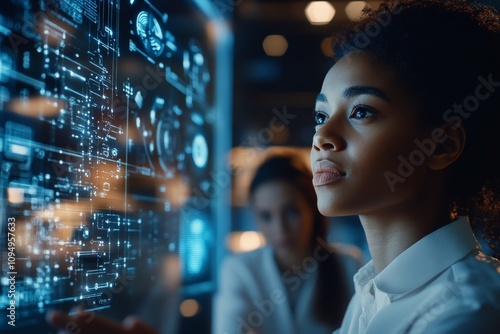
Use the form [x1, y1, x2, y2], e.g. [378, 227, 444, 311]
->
[192, 133, 208, 169]
[136, 11, 164, 57]
[156, 110, 181, 175]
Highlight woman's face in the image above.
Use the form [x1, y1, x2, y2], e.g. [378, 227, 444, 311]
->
[252, 180, 314, 260]
[311, 51, 429, 217]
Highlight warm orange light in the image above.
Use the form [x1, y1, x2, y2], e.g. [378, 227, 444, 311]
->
[262, 35, 288, 57]
[345, 1, 367, 21]
[8, 96, 63, 118]
[239, 231, 263, 252]
[321, 37, 334, 57]
[227, 231, 266, 253]
[180, 299, 200, 317]
[7, 187, 24, 204]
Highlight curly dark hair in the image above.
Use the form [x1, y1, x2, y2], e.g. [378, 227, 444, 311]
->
[331, 0, 500, 256]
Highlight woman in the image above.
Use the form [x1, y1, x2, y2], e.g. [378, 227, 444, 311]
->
[311, 0, 500, 332]
[212, 154, 361, 334]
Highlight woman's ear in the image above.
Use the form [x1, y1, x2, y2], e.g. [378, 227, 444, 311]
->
[427, 123, 466, 171]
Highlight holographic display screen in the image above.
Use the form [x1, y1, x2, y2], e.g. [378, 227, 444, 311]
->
[0, 0, 226, 331]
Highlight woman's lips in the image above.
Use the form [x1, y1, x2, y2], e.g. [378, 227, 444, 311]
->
[312, 160, 346, 186]
[312, 172, 345, 186]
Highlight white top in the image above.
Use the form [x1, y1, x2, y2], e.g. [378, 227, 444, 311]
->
[213, 244, 362, 334]
[335, 216, 500, 334]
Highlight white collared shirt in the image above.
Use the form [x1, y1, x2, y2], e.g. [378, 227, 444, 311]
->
[335, 217, 500, 334]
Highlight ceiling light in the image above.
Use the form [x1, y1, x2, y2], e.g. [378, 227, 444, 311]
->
[305, 1, 336, 25]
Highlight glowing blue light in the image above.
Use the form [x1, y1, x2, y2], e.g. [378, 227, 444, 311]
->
[192, 134, 208, 168]
[180, 217, 210, 277]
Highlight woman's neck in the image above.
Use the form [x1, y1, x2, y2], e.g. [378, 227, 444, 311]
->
[359, 182, 450, 274]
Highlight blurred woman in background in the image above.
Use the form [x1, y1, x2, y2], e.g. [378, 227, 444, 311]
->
[213, 153, 362, 334]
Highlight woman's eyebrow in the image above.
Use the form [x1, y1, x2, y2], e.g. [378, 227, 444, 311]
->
[316, 86, 390, 105]
[316, 93, 328, 104]
[343, 85, 390, 102]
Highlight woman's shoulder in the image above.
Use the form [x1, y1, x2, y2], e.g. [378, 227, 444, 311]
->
[419, 251, 500, 332]
[217, 247, 273, 293]
[451, 250, 500, 291]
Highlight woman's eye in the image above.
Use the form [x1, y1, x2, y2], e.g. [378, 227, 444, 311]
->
[313, 110, 328, 126]
[350, 106, 375, 120]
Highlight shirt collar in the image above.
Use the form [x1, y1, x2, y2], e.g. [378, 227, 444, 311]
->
[374, 216, 479, 295]
[353, 216, 480, 297]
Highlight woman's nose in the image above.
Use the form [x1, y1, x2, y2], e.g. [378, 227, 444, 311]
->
[312, 133, 335, 151]
[312, 119, 345, 152]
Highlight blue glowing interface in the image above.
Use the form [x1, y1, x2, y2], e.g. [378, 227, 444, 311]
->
[0, 0, 226, 331]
